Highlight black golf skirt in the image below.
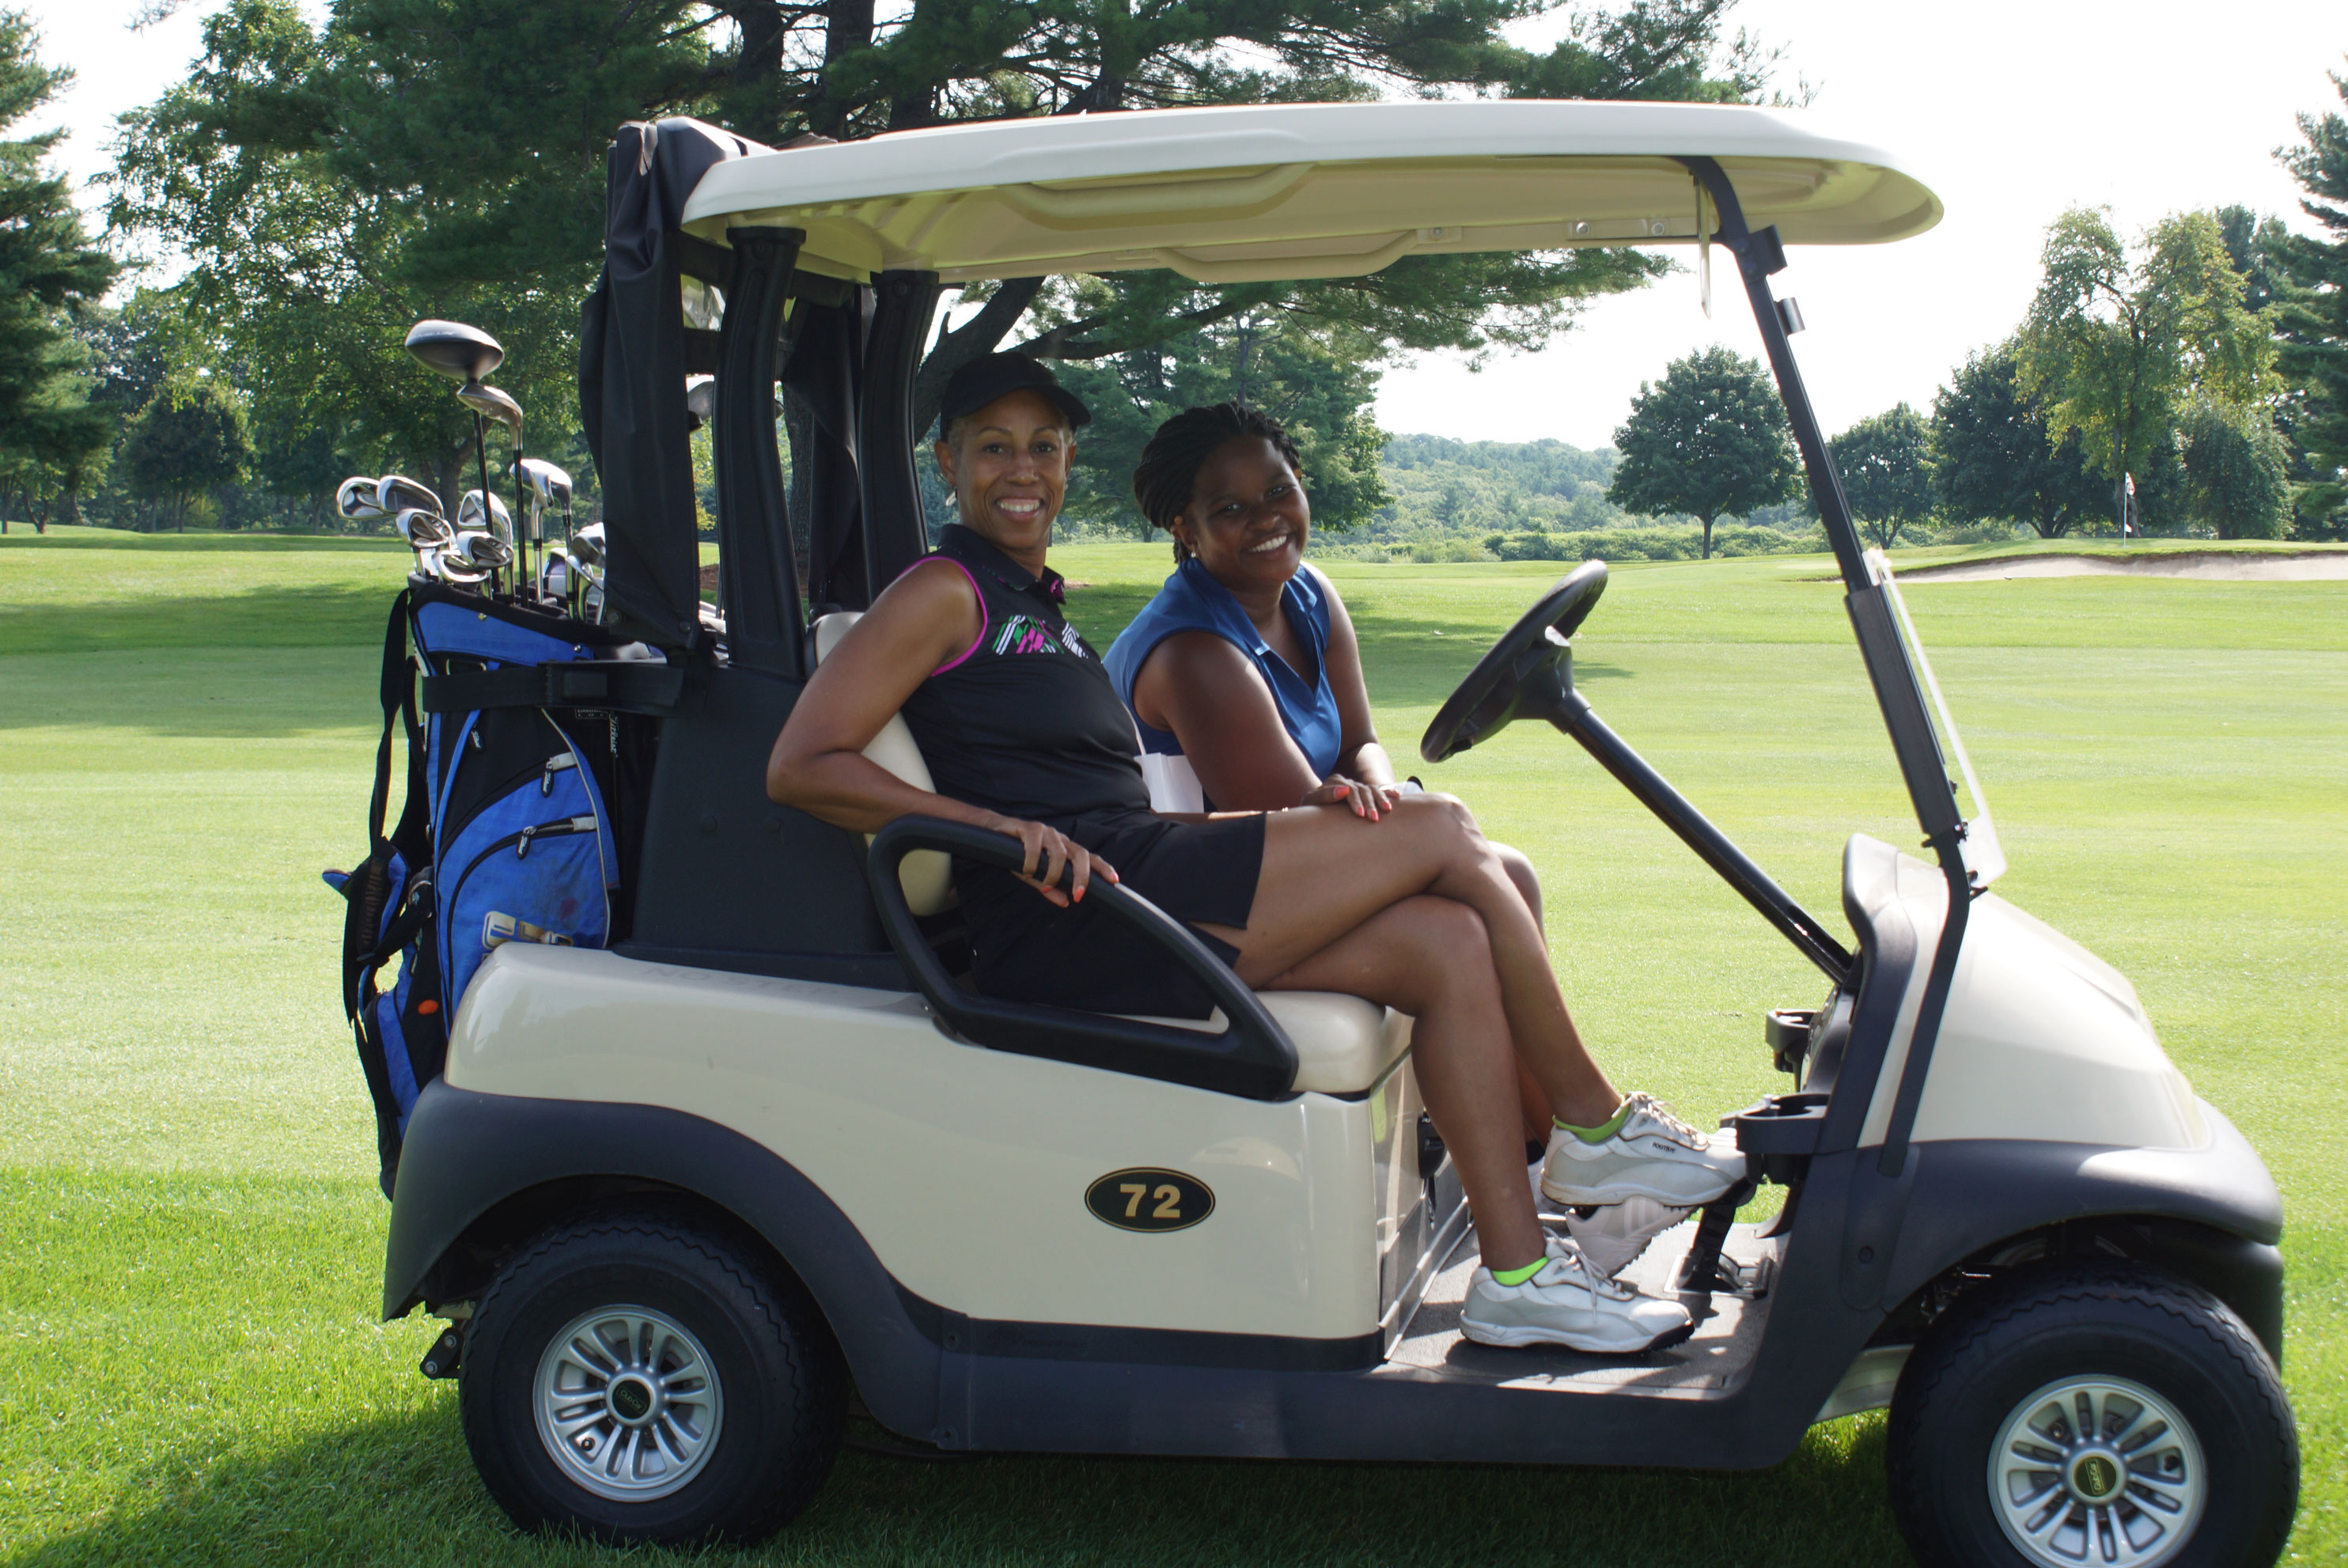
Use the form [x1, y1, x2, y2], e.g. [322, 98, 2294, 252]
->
[956, 808, 1267, 1018]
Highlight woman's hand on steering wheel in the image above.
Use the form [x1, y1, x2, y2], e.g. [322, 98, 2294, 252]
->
[1303, 773, 1403, 822]
[988, 814, 1119, 907]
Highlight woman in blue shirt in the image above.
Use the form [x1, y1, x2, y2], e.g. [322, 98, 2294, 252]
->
[1104, 405, 1593, 1194]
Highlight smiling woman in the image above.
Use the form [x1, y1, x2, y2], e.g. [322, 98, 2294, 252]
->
[767, 365, 1748, 1355]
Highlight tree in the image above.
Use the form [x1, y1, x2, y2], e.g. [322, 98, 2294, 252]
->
[1932, 344, 2105, 539]
[1827, 403, 1933, 548]
[1052, 307, 1388, 531]
[2017, 207, 2274, 532]
[2273, 68, 2348, 532]
[0, 10, 119, 530]
[120, 376, 252, 531]
[1605, 345, 1797, 558]
[2178, 398, 2289, 539]
[113, 0, 1782, 510]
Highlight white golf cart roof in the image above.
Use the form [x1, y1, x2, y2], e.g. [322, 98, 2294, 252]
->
[680, 99, 1941, 286]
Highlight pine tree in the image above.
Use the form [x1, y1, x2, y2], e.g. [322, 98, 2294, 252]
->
[2274, 70, 2348, 531]
[0, 10, 118, 529]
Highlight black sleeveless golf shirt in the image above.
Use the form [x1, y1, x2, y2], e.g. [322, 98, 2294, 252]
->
[896, 525, 1150, 825]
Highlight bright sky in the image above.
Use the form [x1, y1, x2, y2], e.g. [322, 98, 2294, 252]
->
[20, 0, 2348, 445]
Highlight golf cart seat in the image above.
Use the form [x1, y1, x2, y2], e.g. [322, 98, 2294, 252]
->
[812, 610, 1413, 1096]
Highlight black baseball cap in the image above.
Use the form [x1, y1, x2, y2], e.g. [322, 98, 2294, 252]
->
[938, 351, 1091, 432]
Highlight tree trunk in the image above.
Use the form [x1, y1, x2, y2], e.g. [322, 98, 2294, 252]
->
[1700, 514, 1715, 559]
[913, 276, 1046, 435]
[729, 0, 788, 142]
[804, 0, 873, 139]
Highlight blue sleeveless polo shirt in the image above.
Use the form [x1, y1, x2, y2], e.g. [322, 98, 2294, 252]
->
[1104, 557, 1343, 793]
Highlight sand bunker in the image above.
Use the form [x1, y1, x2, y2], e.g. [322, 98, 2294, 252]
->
[1899, 549, 2348, 583]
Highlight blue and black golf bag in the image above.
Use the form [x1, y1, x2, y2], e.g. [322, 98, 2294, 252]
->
[329, 582, 674, 1195]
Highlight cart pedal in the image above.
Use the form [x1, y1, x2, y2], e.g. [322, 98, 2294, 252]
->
[1681, 1250, 1774, 1300]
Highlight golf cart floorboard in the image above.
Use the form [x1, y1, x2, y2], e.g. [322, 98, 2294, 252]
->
[1379, 1221, 1779, 1397]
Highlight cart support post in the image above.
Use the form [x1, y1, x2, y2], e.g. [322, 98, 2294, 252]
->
[717, 226, 808, 677]
[859, 271, 944, 596]
[1679, 157, 1973, 1199]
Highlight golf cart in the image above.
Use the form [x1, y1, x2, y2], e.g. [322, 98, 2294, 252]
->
[365, 101, 2297, 1566]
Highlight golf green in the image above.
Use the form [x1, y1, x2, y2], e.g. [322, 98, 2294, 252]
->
[2, 531, 2339, 1565]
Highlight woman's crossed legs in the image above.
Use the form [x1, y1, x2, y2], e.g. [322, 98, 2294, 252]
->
[1195, 794, 1615, 1272]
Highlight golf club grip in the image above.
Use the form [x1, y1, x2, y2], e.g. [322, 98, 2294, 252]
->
[865, 815, 1299, 1100]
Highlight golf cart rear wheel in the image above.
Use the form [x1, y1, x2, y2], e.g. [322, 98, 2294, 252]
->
[1887, 1261, 2297, 1568]
[460, 1212, 843, 1545]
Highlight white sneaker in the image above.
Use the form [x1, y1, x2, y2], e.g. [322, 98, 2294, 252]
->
[1540, 1090, 1745, 1207]
[1562, 1194, 1696, 1276]
[1459, 1242, 1694, 1354]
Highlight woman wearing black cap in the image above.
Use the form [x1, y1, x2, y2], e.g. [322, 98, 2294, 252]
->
[769, 354, 1733, 1354]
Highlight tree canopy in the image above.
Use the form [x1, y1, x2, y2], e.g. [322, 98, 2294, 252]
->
[1931, 345, 2105, 539]
[2178, 397, 2290, 539]
[0, 10, 119, 523]
[2017, 206, 2274, 531]
[1827, 402, 1933, 549]
[108, 0, 1778, 521]
[1604, 344, 1797, 557]
[120, 374, 252, 531]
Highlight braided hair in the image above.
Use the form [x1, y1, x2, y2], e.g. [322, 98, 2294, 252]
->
[1132, 402, 1304, 562]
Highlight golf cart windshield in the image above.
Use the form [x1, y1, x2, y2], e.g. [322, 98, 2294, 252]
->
[1867, 551, 2006, 889]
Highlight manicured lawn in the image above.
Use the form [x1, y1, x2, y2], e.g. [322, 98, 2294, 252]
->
[2, 533, 2340, 1564]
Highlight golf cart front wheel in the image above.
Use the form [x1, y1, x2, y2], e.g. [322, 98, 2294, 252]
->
[459, 1212, 843, 1545]
[1886, 1261, 2297, 1568]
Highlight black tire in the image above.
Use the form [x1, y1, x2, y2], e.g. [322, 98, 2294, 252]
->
[459, 1210, 843, 1545]
[1887, 1260, 2297, 1568]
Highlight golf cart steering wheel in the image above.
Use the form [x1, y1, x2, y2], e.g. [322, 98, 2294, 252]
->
[1419, 560, 1608, 764]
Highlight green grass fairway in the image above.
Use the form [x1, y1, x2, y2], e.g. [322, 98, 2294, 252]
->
[2, 534, 2341, 1565]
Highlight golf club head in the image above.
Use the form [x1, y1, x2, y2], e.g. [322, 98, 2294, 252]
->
[457, 488, 514, 539]
[337, 475, 388, 521]
[377, 475, 442, 517]
[456, 380, 524, 440]
[539, 551, 572, 600]
[566, 528, 605, 572]
[405, 319, 503, 383]
[396, 508, 455, 551]
[517, 457, 573, 506]
[435, 546, 490, 586]
[453, 529, 515, 574]
[685, 377, 717, 427]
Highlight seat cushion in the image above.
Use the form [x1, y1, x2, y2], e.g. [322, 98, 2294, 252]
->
[809, 611, 954, 915]
[1122, 992, 1414, 1096]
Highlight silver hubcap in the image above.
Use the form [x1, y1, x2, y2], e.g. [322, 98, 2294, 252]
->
[1989, 1376, 2205, 1567]
[533, 1305, 724, 1502]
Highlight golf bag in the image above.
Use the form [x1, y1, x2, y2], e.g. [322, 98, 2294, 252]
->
[329, 584, 668, 1195]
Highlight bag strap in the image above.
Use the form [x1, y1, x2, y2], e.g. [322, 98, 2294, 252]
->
[419, 661, 685, 716]
[343, 593, 422, 1021]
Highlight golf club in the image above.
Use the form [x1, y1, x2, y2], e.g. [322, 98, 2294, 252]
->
[458, 381, 530, 589]
[397, 507, 455, 555]
[539, 547, 572, 607]
[458, 488, 513, 541]
[434, 545, 490, 587]
[517, 459, 572, 608]
[452, 529, 514, 577]
[406, 320, 511, 594]
[337, 475, 388, 525]
[377, 475, 443, 518]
